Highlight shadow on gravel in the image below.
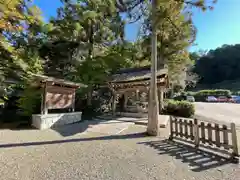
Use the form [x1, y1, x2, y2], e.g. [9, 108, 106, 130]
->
[0, 132, 147, 149]
[51, 119, 133, 137]
[139, 139, 238, 172]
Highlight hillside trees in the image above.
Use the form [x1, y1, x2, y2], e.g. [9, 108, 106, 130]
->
[193, 44, 240, 85]
[42, 0, 134, 105]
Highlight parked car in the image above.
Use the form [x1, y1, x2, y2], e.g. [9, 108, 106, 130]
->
[231, 96, 240, 103]
[206, 96, 218, 102]
[186, 96, 195, 102]
[217, 96, 228, 102]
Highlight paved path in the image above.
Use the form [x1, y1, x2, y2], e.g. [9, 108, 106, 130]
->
[0, 121, 239, 180]
[195, 102, 240, 127]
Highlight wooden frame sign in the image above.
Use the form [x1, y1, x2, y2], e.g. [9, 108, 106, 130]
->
[41, 83, 77, 114]
[46, 85, 75, 110]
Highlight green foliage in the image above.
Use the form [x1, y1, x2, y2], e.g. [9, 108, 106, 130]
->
[195, 89, 231, 96]
[193, 44, 240, 86]
[17, 85, 41, 116]
[0, 0, 217, 119]
[190, 89, 231, 101]
[163, 99, 195, 118]
[185, 91, 196, 96]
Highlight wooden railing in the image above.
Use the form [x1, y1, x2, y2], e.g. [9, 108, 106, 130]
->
[169, 116, 239, 158]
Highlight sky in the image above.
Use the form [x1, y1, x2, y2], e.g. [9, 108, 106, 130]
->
[34, 0, 240, 52]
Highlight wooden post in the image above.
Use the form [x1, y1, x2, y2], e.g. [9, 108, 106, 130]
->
[41, 82, 48, 115]
[200, 122, 205, 143]
[136, 89, 139, 111]
[189, 120, 194, 140]
[123, 93, 128, 111]
[194, 119, 199, 147]
[231, 123, 239, 156]
[112, 92, 117, 116]
[207, 123, 212, 145]
[179, 119, 183, 137]
[72, 89, 76, 112]
[174, 117, 178, 136]
[184, 119, 188, 138]
[169, 116, 173, 140]
[222, 125, 229, 149]
[147, 87, 152, 124]
[158, 87, 164, 113]
[215, 124, 221, 147]
[136, 89, 139, 101]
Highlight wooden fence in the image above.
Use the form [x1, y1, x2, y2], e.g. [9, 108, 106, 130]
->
[169, 116, 239, 158]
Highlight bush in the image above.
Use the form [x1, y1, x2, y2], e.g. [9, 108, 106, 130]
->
[194, 89, 231, 102]
[185, 91, 196, 96]
[18, 85, 41, 116]
[163, 100, 195, 118]
[195, 89, 231, 96]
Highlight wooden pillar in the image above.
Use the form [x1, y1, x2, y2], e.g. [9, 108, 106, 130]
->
[112, 92, 117, 116]
[41, 82, 48, 115]
[147, 87, 152, 121]
[136, 89, 139, 101]
[72, 89, 76, 112]
[136, 89, 140, 111]
[123, 93, 128, 111]
[158, 86, 164, 113]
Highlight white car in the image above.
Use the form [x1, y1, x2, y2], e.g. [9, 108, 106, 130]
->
[206, 96, 217, 102]
[186, 96, 195, 102]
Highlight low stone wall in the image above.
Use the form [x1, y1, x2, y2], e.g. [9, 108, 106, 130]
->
[32, 112, 82, 130]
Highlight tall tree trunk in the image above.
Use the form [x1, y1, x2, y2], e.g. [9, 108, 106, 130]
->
[147, 0, 159, 136]
[86, 21, 94, 106]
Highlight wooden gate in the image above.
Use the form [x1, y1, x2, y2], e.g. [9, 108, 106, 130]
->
[169, 116, 239, 158]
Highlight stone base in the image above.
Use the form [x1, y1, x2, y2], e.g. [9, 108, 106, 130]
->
[32, 112, 82, 130]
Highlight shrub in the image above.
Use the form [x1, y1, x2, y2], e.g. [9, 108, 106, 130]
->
[194, 89, 231, 102]
[163, 100, 195, 118]
[195, 89, 231, 96]
[185, 91, 196, 96]
[18, 85, 41, 117]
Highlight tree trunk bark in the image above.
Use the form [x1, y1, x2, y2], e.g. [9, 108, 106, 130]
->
[147, 0, 159, 136]
[86, 22, 94, 107]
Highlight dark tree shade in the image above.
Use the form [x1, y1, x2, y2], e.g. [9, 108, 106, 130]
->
[193, 44, 240, 85]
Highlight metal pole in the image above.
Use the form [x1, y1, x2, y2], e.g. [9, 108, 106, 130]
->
[147, 0, 159, 136]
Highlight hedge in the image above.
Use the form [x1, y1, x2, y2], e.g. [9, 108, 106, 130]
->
[194, 89, 231, 96]
[163, 100, 195, 118]
[184, 89, 232, 102]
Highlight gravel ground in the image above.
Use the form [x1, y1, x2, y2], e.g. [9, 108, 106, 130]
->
[0, 122, 239, 180]
[195, 102, 240, 127]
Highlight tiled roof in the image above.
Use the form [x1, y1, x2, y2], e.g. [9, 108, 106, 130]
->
[31, 74, 87, 88]
[109, 66, 168, 83]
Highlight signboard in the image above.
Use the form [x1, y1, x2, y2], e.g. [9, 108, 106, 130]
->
[46, 85, 75, 110]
